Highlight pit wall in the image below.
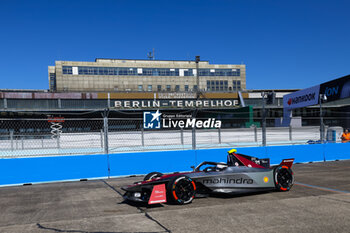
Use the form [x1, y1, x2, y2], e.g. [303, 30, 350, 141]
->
[1, 143, 350, 186]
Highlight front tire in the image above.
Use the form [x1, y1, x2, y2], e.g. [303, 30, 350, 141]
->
[274, 166, 294, 191]
[167, 176, 196, 204]
[144, 172, 163, 181]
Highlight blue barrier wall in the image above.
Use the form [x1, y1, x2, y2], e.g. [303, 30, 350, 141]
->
[1, 143, 350, 186]
[0, 154, 108, 186]
[109, 150, 196, 176]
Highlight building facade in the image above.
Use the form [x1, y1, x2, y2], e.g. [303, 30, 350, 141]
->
[48, 58, 246, 93]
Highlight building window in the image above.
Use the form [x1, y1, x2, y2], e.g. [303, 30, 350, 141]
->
[166, 85, 171, 91]
[157, 85, 162, 91]
[49, 73, 56, 91]
[119, 68, 128, 75]
[68, 66, 240, 77]
[199, 69, 210, 76]
[232, 80, 241, 91]
[128, 68, 136, 75]
[185, 85, 189, 91]
[62, 66, 72, 74]
[207, 80, 229, 92]
[143, 68, 153, 76]
[175, 85, 180, 92]
[198, 69, 240, 77]
[138, 85, 143, 91]
[148, 85, 152, 91]
[237, 80, 241, 90]
[193, 85, 198, 91]
[184, 69, 194, 76]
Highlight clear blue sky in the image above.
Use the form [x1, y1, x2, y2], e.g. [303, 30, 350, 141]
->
[0, 0, 349, 90]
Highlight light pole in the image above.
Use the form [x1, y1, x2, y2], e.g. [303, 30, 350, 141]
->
[193, 56, 200, 150]
[195, 56, 200, 99]
[261, 92, 267, 147]
[319, 94, 327, 143]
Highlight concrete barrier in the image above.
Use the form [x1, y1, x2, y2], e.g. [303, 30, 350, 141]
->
[1, 143, 350, 186]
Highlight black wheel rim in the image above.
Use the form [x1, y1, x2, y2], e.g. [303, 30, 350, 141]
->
[276, 168, 293, 189]
[173, 178, 195, 203]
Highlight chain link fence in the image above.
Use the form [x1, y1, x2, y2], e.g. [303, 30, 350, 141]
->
[0, 117, 346, 158]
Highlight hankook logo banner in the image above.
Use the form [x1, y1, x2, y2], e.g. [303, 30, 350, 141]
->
[283, 85, 320, 109]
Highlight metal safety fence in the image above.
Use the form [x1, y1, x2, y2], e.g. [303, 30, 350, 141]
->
[0, 117, 346, 158]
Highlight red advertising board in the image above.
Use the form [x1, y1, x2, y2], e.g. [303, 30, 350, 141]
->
[48, 117, 65, 123]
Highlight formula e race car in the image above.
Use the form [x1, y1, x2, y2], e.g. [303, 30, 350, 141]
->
[122, 149, 294, 205]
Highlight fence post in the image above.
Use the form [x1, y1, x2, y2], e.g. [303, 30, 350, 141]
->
[180, 128, 184, 145]
[10, 130, 14, 151]
[56, 133, 60, 148]
[103, 115, 109, 154]
[254, 125, 258, 142]
[141, 126, 145, 147]
[102, 108, 110, 178]
[319, 94, 324, 143]
[324, 125, 328, 142]
[262, 111, 267, 147]
[218, 128, 221, 144]
[192, 127, 196, 150]
[100, 129, 104, 148]
[289, 125, 292, 141]
[261, 92, 266, 146]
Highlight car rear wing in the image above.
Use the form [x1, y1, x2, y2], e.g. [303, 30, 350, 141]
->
[279, 159, 295, 168]
[228, 149, 270, 168]
[228, 149, 294, 169]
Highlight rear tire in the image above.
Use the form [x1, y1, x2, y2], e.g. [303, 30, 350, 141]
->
[144, 172, 163, 181]
[167, 176, 196, 204]
[274, 166, 294, 191]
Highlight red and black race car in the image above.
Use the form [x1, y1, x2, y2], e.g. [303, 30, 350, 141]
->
[122, 149, 294, 205]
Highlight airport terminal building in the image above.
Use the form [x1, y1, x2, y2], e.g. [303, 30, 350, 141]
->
[48, 58, 246, 93]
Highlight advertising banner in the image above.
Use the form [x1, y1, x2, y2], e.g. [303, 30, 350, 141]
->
[320, 75, 350, 102]
[283, 85, 320, 109]
[115, 99, 239, 109]
[281, 75, 350, 126]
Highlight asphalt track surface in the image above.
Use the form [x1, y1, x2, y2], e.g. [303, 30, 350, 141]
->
[0, 160, 349, 233]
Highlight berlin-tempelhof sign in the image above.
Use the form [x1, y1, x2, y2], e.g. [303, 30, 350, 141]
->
[114, 99, 239, 109]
